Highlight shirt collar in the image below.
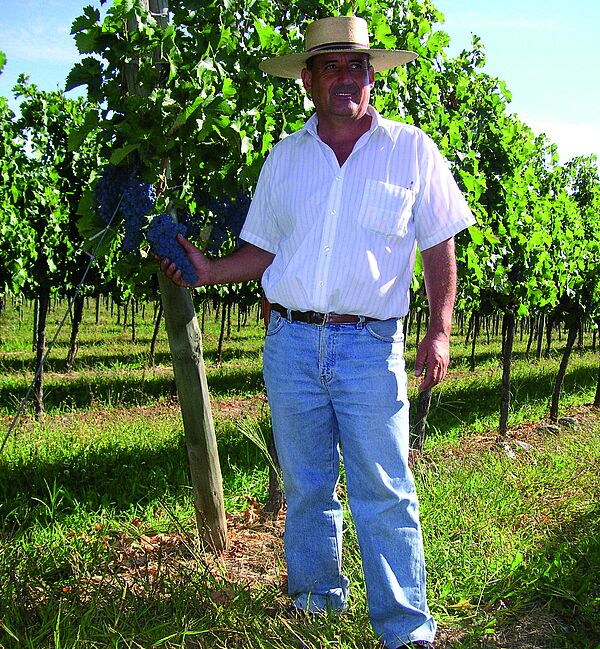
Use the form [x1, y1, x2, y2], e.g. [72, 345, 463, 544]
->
[303, 105, 393, 141]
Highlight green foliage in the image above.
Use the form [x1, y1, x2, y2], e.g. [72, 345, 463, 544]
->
[0, 78, 106, 300]
[63, 0, 600, 328]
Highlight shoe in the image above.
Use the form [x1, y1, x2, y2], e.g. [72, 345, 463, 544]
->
[395, 643, 434, 649]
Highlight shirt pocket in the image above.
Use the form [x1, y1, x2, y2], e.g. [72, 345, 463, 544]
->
[358, 180, 416, 237]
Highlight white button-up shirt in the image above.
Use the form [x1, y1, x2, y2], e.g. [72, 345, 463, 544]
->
[240, 106, 476, 319]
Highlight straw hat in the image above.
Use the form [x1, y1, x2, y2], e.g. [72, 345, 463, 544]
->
[259, 16, 417, 79]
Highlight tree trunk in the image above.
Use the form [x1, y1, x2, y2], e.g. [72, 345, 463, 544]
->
[595, 319, 600, 408]
[131, 300, 136, 343]
[499, 311, 515, 437]
[263, 436, 285, 516]
[410, 387, 433, 456]
[525, 316, 536, 357]
[32, 298, 39, 352]
[149, 300, 163, 367]
[122, 299, 129, 334]
[34, 287, 50, 422]
[545, 315, 554, 357]
[415, 309, 423, 349]
[469, 312, 479, 372]
[549, 321, 579, 422]
[216, 301, 227, 364]
[595, 363, 600, 408]
[65, 293, 85, 371]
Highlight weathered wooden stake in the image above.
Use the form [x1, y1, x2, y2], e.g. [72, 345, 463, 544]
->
[157, 274, 228, 551]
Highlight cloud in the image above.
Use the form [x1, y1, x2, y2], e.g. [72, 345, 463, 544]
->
[525, 116, 600, 164]
[0, 22, 77, 65]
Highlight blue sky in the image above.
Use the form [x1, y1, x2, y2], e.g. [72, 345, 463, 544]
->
[1, 0, 598, 164]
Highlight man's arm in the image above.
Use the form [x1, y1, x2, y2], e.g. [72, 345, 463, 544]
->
[414, 237, 457, 392]
[160, 236, 275, 288]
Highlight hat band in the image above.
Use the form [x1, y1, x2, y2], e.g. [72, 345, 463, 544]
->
[307, 41, 370, 54]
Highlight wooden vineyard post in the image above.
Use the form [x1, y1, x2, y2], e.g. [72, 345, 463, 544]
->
[126, 0, 228, 552]
[157, 273, 228, 551]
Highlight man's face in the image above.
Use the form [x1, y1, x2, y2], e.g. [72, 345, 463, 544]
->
[301, 52, 374, 120]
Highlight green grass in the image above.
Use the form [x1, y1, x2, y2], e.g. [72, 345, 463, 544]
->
[0, 298, 599, 648]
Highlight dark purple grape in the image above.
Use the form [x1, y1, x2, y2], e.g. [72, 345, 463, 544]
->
[147, 213, 198, 285]
[204, 190, 251, 255]
[93, 165, 129, 224]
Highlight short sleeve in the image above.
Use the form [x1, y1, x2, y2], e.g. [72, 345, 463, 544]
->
[413, 134, 476, 250]
[239, 153, 281, 254]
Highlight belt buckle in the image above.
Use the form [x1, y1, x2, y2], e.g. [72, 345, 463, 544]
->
[313, 311, 329, 326]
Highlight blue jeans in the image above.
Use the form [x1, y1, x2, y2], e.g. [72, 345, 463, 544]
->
[263, 312, 436, 647]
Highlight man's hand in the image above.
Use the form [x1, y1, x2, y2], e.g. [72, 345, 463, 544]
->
[159, 234, 211, 288]
[414, 331, 450, 392]
[159, 239, 275, 288]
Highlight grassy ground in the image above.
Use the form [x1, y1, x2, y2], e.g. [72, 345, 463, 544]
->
[0, 298, 598, 648]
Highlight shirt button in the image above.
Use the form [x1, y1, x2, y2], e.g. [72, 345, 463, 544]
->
[324, 245, 330, 252]
[319, 281, 324, 287]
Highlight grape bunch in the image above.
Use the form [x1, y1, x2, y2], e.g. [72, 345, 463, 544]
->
[204, 191, 251, 255]
[120, 176, 157, 253]
[93, 165, 130, 224]
[177, 209, 204, 240]
[92, 165, 157, 253]
[147, 213, 198, 285]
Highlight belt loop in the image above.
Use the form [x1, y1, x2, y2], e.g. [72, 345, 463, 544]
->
[285, 307, 293, 322]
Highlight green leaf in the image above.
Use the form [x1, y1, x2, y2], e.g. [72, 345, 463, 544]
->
[469, 226, 485, 245]
[74, 30, 101, 55]
[168, 95, 205, 134]
[65, 58, 103, 102]
[68, 108, 100, 151]
[0, 51, 6, 75]
[253, 19, 278, 50]
[70, 6, 101, 34]
[109, 143, 140, 165]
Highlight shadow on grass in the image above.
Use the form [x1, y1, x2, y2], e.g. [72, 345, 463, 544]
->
[0, 421, 269, 537]
[0, 366, 266, 415]
[418, 364, 597, 438]
[0, 549, 369, 649]
[0, 352, 169, 374]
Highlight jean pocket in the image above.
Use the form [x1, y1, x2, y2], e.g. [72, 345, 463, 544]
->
[266, 311, 286, 336]
[358, 180, 416, 237]
[364, 318, 404, 343]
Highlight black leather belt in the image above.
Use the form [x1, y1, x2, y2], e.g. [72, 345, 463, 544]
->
[270, 303, 379, 325]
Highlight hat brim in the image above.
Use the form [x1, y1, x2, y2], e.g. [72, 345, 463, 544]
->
[259, 48, 418, 79]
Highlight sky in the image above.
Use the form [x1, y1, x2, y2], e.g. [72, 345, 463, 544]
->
[0, 0, 598, 165]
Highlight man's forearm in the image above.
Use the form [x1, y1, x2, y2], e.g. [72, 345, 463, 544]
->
[205, 243, 275, 285]
[420, 237, 457, 338]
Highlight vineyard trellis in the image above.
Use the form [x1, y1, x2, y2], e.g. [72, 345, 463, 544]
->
[0, 0, 599, 542]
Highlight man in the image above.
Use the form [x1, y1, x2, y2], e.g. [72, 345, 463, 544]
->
[160, 16, 475, 649]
